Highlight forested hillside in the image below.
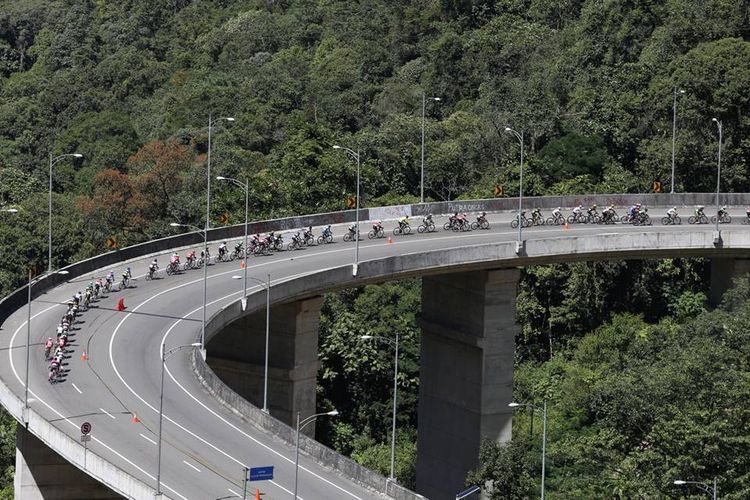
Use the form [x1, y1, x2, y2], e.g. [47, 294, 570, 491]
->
[1, 0, 749, 497]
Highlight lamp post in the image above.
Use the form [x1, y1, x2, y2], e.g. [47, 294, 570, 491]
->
[170, 222, 208, 354]
[25, 268, 69, 423]
[332, 145, 361, 276]
[670, 88, 685, 193]
[156, 343, 201, 496]
[674, 478, 717, 500]
[231, 274, 271, 412]
[48, 153, 83, 272]
[216, 176, 249, 297]
[712, 118, 722, 235]
[293, 410, 339, 499]
[504, 127, 524, 247]
[420, 93, 441, 203]
[361, 333, 400, 482]
[509, 400, 547, 500]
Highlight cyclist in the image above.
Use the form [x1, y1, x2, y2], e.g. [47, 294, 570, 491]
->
[551, 207, 562, 221]
[531, 208, 543, 223]
[718, 205, 728, 218]
[233, 241, 243, 256]
[121, 270, 129, 287]
[218, 241, 227, 259]
[587, 204, 598, 216]
[695, 205, 705, 217]
[347, 223, 358, 238]
[398, 216, 410, 231]
[667, 206, 678, 221]
[186, 249, 196, 265]
[44, 338, 54, 359]
[628, 203, 641, 219]
[170, 252, 180, 266]
[372, 220, 383, 232]
[475, 212, 485, 224]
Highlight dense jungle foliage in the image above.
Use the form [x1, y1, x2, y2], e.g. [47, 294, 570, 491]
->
[1, 0, 749, 496]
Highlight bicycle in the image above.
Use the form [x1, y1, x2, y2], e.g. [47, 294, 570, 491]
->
[368, 226, 385, 239]
[417, 221, 436, 233]
[393, 224, 412, 236]
[711, 213, 731, 224]
[343, 230, 360, 242]
[317, 233, 334, 245]
[166, 262, 179, 275]
[470, 217, 490, 230]
[546, 213, 565, 225]
[510, 213, 532, 228]
[661, 214, 682, 225]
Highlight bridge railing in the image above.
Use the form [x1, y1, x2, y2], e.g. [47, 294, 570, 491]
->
[1, 192, 745, 327]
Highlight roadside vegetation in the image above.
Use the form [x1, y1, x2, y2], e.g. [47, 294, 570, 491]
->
[0, 0, 748, 496]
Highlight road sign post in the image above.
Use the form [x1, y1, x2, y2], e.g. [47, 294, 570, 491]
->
[80, 422, 91, 435]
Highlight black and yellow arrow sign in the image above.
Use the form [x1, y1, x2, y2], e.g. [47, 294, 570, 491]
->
[218, 212, 229, 224]
[105, 237, 117, 249]
[493, 185, 504, 197]
[652, 180, 662, 193]
[345, 196, 356, 209]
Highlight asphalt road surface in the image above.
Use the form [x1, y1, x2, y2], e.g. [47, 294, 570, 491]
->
[1, 207, 745, 500]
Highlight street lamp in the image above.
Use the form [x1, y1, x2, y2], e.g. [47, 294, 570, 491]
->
[420, 93, 441, 203]
[216, 176, 249, 296]
[671, 88, 686, 193]
[156, 343, 201, 496]
[205, 114, 234, 236]
[170, 222, 209, 355]
[333, 145, 361, 276]
[48, 153, 83, 272]
[712, 118, 722, 236]
[509, 400, 547, 500]
[231, 274, 271, 412]
[25, 269, 69, 423]
[293, 410, 339, 499]
[674, 478, 717, 500]
[505, 127, 524, 249]
[361, 333, 400, 482]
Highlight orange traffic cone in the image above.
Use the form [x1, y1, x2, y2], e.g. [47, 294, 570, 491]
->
[80, 351, 88, 361]
[563, 222, 569, 231]
[387, 236, 393, 245]
[116, 298, 125, 311]
[131, 413, 140, 423]
[255, 488, 263, 499]
[240, 261, 245, 269]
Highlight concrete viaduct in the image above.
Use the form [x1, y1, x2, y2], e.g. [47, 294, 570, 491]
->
[1, 193, 749, 500]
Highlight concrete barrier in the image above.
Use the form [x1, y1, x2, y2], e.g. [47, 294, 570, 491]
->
[191, 348, 425, 500]
[2, 193, 749, 499]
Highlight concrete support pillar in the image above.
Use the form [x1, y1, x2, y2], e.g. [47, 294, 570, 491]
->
[206, 297, 323, 433]
[416, 269, 519, 499]
[710, 258, 750, 306]
[15, 426, 123, 499]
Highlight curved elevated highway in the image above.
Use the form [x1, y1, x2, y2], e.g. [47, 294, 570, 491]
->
[1, 195, 750, 500]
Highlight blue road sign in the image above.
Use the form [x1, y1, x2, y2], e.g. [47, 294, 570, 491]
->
[249, 466, 274, 481]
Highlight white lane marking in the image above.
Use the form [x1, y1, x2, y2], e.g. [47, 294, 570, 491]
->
[140, 433, 157, 445]
[8, 311, 188, 500]
[183, 460, 201, 473]
[99, 408, 116, 420]
[71, 383, 82, 394]
[9, 222, 714, 500]
[108, 281, 335, 499]
[228, 488, 241, 497]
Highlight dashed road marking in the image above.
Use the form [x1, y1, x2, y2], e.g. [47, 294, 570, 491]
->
[183, 460, 201, 473]
[140, 433, 156, 445]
